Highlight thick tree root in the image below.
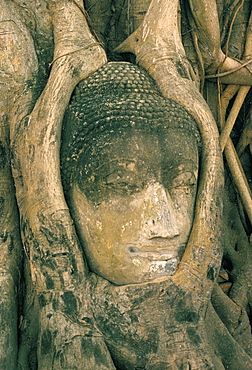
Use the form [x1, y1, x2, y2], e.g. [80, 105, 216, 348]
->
[116, 0, 223, 297]
[10, 0, 107, 367]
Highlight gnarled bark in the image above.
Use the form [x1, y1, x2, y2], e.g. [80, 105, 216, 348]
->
[8, 0, 110, 368]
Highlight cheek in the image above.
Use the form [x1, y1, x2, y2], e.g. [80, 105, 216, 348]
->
[170, 187, 197, 233]
[76, 194, 145, 251]
[92, 197, 144, 244]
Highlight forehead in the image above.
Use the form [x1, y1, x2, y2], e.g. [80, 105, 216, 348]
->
[72, 127, 199, 203]
[80, 127, 198, 171]
[74, 128, 198, 191]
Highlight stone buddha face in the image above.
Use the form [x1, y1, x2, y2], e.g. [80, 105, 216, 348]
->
[69, 125, 199, 285]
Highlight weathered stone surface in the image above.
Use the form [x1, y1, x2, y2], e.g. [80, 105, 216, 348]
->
[61, 61, 200, 191]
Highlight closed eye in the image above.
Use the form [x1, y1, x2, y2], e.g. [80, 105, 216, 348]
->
[106, 171, 143, 194]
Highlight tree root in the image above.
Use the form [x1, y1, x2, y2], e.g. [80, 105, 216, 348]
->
[10, 0, 107, 366]
[217, 10, 252, 226]
[116, 0, 224, 296]
[206, 302, 252, 369]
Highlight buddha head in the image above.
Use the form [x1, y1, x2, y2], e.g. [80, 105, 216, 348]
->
[61, 62, 201, 285]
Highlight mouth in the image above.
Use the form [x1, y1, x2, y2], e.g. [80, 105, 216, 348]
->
[129, 248, 179, 276]
[128, 246, 179, 261]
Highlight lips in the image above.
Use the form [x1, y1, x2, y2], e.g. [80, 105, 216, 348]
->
[128, 246, 178, 261]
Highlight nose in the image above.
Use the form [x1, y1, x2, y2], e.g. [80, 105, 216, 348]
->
[140, 182, 180, 239]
